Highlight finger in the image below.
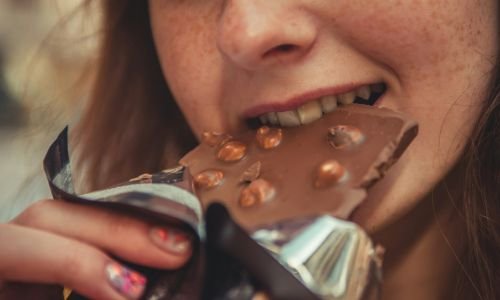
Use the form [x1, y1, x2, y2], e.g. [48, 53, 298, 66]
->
[252, 291, 271, 300]
[12, 199, 193, 269]
[0, 223, 146, 300]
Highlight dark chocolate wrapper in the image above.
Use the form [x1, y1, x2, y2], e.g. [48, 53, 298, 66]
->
[43, 128, 384, 300]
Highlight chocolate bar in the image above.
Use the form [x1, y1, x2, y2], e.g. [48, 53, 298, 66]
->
[180, 104, 418, 230]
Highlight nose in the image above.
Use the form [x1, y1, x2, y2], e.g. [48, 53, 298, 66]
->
[216, 0, 318, 70]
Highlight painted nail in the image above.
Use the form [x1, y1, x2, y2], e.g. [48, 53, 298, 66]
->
[252, 291, 271, 300]
[105, 262, 146, 300]
[150, 227, 192, 255]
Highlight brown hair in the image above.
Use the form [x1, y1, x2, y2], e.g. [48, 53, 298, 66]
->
[75, 0, 196, 190]
[76, 1, 499, 299]
[457, 59, 500, 299]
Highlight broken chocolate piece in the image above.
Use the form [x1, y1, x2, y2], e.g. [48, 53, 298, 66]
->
[240, 161, 262, 183]
[180, 104, 418, 230]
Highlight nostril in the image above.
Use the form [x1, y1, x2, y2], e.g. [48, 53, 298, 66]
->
[275, 44, 297, 52]
[263, 44, 299, 59]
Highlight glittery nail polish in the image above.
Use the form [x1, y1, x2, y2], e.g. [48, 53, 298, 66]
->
[150, 227, 192, 255]
[105, 262, 146, 299]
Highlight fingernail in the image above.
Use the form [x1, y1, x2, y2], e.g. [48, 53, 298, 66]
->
[150, 227, 192, 255]
[105, 262, 146, 300]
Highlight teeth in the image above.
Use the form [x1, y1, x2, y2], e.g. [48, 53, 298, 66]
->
[338, 91, 356, 105]
[267, 112, 279, 124]
[297, 101, 323, 125]
[320, 95, 338, 113]
[355, 86, 371, 100]
[262, 112, 279, 126]
[276, 110, 301, 127]
[258, 84, 383, 127]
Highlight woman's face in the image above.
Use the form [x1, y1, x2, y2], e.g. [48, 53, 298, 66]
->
[149, 0, 498, 232]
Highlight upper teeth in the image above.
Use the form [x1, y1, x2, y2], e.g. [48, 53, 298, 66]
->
[259, 84, 379, 127]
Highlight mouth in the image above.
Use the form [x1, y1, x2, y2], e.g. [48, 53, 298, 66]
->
[247, 83, 386, 128]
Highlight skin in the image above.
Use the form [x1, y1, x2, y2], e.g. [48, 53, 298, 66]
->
[0, 202, 193, 299]
[149, 0, 498, 299]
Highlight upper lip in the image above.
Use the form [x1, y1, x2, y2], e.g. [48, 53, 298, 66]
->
[242, 82, 376, 119]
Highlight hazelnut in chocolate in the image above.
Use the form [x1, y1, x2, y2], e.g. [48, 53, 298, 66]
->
[194, 169, 224, 190]
[217, 140, 247, 162]
[314, 159, 347, 188]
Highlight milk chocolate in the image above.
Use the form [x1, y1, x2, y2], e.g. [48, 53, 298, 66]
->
[180, 104, 418, 230]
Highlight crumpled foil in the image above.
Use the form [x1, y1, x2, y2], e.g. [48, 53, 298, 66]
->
[252, 216, 382, 299]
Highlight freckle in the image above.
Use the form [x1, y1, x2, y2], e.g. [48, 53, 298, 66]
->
[455, 64, 465, 72]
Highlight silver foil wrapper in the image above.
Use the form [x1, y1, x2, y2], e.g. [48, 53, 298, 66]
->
[252, 216, 383, 300]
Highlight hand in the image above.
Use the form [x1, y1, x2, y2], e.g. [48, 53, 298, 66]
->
[0, 199, 193, 300]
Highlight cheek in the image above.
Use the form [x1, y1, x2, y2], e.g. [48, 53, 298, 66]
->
[149, 1, 226, 133]
[152, 5, 216, 91]
[329, 0, 493, 85]
[331, 0, 495, 153]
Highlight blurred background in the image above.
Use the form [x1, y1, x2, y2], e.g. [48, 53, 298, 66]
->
[0, 0, 100, 220]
